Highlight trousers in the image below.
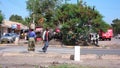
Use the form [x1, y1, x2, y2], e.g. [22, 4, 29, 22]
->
[42, 41, 49, 52]
[28, 37, 35, 51]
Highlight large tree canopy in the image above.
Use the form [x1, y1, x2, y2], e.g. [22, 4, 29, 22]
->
[26, 0, 111, 45]
[26, 0, 110, 31]
[53, 1, 110, 33]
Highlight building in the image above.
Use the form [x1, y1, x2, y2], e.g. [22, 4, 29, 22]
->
[0, 20, 28, 37]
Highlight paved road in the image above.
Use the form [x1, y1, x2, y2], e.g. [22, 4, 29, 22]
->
[0, 45, 120, 56]
[0, 38, 120, 68]
[0, 38, 120, 55]
[81, 48, 120, 56]
[47, 47, 120, 56]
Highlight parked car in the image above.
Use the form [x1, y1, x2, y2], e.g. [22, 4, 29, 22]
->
[11, 33, 19, 41]
[0, 33, 19, 43]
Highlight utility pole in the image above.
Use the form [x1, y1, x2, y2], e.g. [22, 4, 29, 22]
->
[33, 0, 35, 24]
[30, 0, 35, 29]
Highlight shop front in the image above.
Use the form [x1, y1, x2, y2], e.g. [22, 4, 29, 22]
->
[0, 20, 28, 38]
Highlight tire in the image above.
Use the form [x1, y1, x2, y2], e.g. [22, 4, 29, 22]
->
[109, 38, 111, 41]
[7, 41, 9, 43]
[102, 39, 104, 41]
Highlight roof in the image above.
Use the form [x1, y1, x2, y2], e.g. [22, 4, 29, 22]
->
[1, 20, 28, 29]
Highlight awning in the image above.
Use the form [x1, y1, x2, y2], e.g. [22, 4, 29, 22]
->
[1, 20, 28, 29]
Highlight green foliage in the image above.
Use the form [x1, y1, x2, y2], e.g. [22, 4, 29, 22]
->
[9, 14, 31, 26]
[22, 17, 31, 26]
[26, 0, 62, 27]
[9, 14, 24, 23]
[0, 10, 4, 24]
[26, 0, 111, 45]
[54, 3, 106, 32]
[26, 0, 110, 30]
[52, 1, 110, 45]
[111, 18, 120, 35]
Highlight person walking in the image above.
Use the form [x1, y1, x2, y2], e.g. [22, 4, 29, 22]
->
[95, 33, 99, 47]
[42, 27, 51, 53]
[28, 29, 36, 51]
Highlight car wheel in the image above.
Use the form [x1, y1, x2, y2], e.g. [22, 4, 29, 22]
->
[7, 41, 10, 43]
[109, 38, 111, 41]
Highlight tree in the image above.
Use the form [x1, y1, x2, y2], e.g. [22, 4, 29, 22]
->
[0, 10, 4, 24]
[52, 1, 110, 45]
[54, 2, 110, 33]
[111, 18, 120, 35]
[25, 0, 111, 45]
[9, 14, 23, 23]
[9, 15, 23, 22]
[26, 0, 62, 27]
[23, 17, 32, 26]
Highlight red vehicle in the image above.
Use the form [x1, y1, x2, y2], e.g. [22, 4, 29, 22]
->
[99, 28, 113, 41]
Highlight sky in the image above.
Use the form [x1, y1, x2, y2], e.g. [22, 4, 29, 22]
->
[0, 0, 120, 24]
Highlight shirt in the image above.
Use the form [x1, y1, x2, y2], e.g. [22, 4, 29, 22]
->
[42, 31, 49, 41]
[28, 31, 36, 38]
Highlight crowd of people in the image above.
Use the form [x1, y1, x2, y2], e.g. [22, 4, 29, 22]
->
[89, 33, 99, 46]
[27, 27, 62, 53]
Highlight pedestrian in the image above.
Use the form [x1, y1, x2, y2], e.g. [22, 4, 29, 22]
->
[95, 33, 99, 47]
[42, 27, 51, 53]
[28, 29, 36, 51]
[24, 31, 28, 40]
